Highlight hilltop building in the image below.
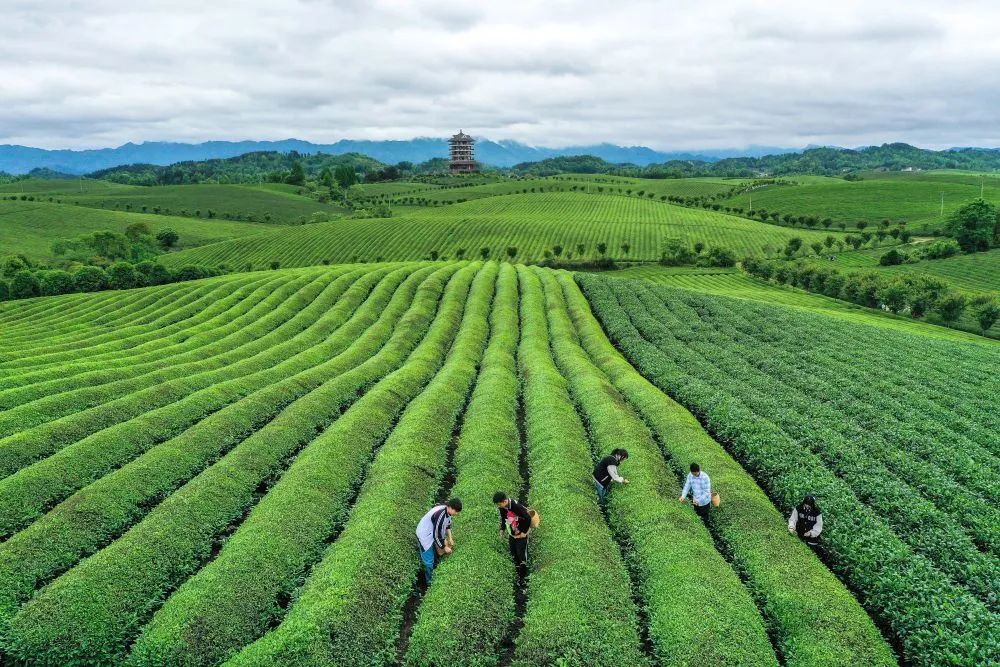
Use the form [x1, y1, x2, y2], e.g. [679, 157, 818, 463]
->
[449, 130, 476, 174]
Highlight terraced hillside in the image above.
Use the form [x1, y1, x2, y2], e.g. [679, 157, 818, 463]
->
[0, 199, 271, 261]
[48, 183, 347, 225]
[0, 262, 895, 666]
[797, 247, 1000, 294]
[722, 172, 1000, 231]
[580, 274, 1000, 666]
[603, 266, 992, 342]
[162, 191, 839, 269]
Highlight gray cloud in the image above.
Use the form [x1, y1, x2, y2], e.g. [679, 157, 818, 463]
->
[1, 0, 999, 150]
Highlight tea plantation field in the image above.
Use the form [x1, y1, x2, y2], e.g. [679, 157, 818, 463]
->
[0, 199, 271, 261]
[161, 191, 837, 269]
[722, 172, 1000, 231]
[0, 262, 910, 666]
[580, 274, 1000, 666]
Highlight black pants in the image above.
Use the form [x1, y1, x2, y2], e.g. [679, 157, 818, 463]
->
[509, 535, 528, 579]
[694, 503, 710, 520]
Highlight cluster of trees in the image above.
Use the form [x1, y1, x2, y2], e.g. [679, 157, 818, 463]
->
[50, 223, 178, 266]
[659, 238, 737, 267]
[0, 253, 222, 302]
[742, 257, 1000, 334]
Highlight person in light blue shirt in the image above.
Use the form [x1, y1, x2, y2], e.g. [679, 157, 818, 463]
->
[679, 462, 712, 519]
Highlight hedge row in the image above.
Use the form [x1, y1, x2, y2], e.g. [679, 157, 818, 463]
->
[1, 277, 236, 364]
[571, 272, 896, 666]
[510, 265, 647, 667]
[1, 277, 221, 351]
[538, 268, 778, 666]
[694, 295, 1000, 552]
[0, 273, 285, 399]
[4, 265, 462, 664]
[579, 274, 998, 666]
[0, 262, 228, 303]
[0, 272, 316, 429]
[403, 262, 523, 667]
[0, 268, 396, 536]
[129, 264, 493, 666]
[0, 266, 418, 643]
[227, 263, 490, 666]
[632, 283, 999, 604]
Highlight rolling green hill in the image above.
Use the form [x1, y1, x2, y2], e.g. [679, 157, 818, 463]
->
[0, 200, 271, 261]
[0, 262, 894, 667]
[602, 265, 991, 342]
[722, 172, 1000, 231]
[161, 191, 842, 269]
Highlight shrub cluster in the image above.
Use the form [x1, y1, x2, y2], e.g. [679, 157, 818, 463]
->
[742, 257, 1000, 333]
[0, 255, 223, 302]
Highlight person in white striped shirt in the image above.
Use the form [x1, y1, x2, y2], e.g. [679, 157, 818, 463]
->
[678, 462, 712, 519]
[415, 498, 462, 585]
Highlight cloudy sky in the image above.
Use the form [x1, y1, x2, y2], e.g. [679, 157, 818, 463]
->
[3, 0, 1000, 150]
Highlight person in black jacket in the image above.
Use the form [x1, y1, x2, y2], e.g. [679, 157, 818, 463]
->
[494, 491, 532, 581]
[593, 448, 629, 501]
[788, 495, 823, 548]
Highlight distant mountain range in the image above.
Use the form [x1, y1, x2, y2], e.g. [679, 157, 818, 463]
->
[0, 139, 803, 175]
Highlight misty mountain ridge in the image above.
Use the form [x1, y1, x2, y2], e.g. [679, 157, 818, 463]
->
[0, 138, 804, 175]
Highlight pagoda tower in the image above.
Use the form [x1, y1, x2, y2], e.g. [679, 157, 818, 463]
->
[448, 130, 476, 174]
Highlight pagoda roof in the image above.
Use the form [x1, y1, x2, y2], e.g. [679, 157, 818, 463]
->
[450, 130, 473, 140]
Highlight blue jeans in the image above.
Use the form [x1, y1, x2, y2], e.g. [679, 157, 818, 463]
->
[420, 545, 436, 585]
[594, 479, 607, 501]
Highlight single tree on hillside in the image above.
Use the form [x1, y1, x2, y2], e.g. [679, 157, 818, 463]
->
[935, 292, 967, 323]
[10, 270, 41, 299]
[455, 248, 467, 260]
[784, 237, 803, 257]
[552, 244, 564, 257]
[285, 162, 306, 186]
[945, 199, 999, 252]
[156, 228, 179, 249]
[597, 242, 608, 257]
[334, 165, 358, 189]
[125, 222, 151, 242]
[506, 247, 517, 260]
[810, 241, 824, 256]
[856, 221, 869, 231]
[620, 242, 630, 256]
[480, 247, 490, 259]
[576, 243, 586, 256]
[971, 295, 1000, 333]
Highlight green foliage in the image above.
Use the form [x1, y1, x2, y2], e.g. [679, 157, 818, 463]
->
[879, 248, 907, 265]
[72, 264, 108, 291]
[971, 294, 1000, 332]
[579, 274, 1000, 666]
[512, 266, 647, 667]
[571, 272, 895, 666]
[540, 269, 777, 666]
[9, 270, 40, 299]
[944, 199, 999, 251]
[106, 261, 142, 290]
[155, 227, 179, 248]
[38, 269, 75, 296]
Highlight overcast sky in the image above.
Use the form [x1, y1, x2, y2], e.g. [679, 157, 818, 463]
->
[3, 0, 1000, 151]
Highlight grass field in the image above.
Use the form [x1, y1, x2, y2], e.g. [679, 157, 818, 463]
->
[161, 191, 840, 269]
[721, 172, 1000, 231]
[0, 200, 271, 261]
[0, 262, 898, 666]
